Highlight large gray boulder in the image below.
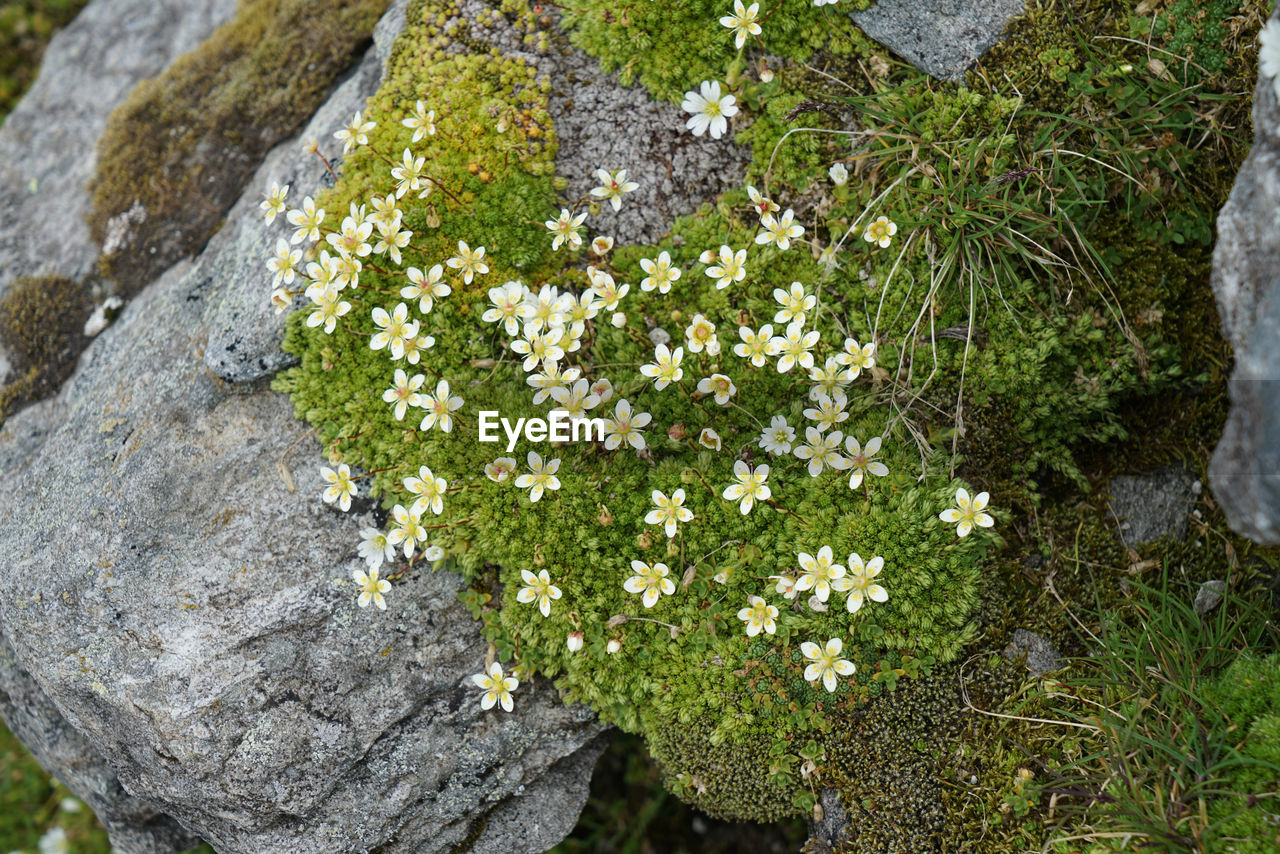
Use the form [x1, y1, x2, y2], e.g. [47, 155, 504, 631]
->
[0, 0, 619, 851]
[1209, 7, 1280, 546]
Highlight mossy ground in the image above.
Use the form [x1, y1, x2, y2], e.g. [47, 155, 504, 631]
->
[270, 0, 1280, 846]
[0, 275, 96, 424]
[87, 0, 387, 293]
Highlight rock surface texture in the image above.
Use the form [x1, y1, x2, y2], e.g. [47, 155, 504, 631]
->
[851, 0, 1028, 81]
[1, 0, 620, 851]
[1210, 7, 1280, 546]
[1109, 466, 1197, 547]
[0, 0, 239, 380]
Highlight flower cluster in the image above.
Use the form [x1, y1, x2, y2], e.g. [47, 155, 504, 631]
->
[267, 72, 997, 716]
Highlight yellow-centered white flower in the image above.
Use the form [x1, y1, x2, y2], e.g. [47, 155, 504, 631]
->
[801, 637, 856, 693]
[624, 560, 676, 608]
[722, 461, 770, 514]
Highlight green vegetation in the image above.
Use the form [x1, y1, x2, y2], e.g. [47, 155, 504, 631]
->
[87, 0, 387, 293]
[0, 0, 88, 119]
[0, 274, 96, 423]
[271, 0, 1278, 841]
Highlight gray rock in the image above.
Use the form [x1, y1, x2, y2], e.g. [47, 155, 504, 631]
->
[1003, 629, 1062, 676]
[1209, 7, 1280, 546]
[851, 0, 1028, 81]
[0, 0, 238, 379]
[204, 0, 745, 385]
[1109, 466, 1197, 547]
[1194, 579, 1227, 615]
[808, 787, 849, 850]
[0, 0, 612, 851]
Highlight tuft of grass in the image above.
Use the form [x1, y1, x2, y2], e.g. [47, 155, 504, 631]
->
[1041, 575, 1279, 851]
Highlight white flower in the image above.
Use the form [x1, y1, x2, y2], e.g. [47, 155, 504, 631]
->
[640, 343, 684, 390]
[387, 503, 428, 558]
[591, 235, 614, 256]
[770, 320, 820, 373]
[374, 221, 412, 265]
[483, 281, 530, 336]
[734, 323, 775, 367]
[549, 378, 601, 420]
[402, 264, 451, 314]
[795, 546, 845, 602]
[589, 269, 629, 310]
[419, 379, 464, 433]
[320, 463, 357, 511]
[756, 209, 804, 251]
[737, 595, 778, 636]
[287, 195, 325, 244]
[383, 368, 426, 420]
[684, 313, 719, 354]
[803, 391, 848, 431]
[326, 214, 373, 259]
[606, 638, 622, 654]
[863, 215, 898, 248]
[446, 240, 488, 284]
[697, 373, 737, 405]
[809, 357, 853, 400]
[271, 287, 292, 314]
[624, 560, 676, 608]
[567, 631, 585, 652]
[590, 377, 614, 404]
[473, 661, 518, 712]
[352, 567, 391, 610]
[38, 827, 69, 854]
[516, 568, 562, 616]
[812, 0, 840, 6]
[511, 325, 565, 373]
[370, 303, 420, 360]
[405, 465, 448, 516]
[590, 168, 639, 211]
[705, 245, 747, 290]
[801, 638, 856, 692]
[828, 162, 848, 186]
[260, 182, 289, 223]
[402, 100, 436, 142]
[746, 184, 779, 217]
[844, 435, 889, 489]
[545, 208, 587, 251]
[611, 311, 626, 328]
[722, 461, 770, 514]
[639, 251, 681, 293]
[335, 110, 376, 153]
[604, 398, 651, 450]
[485, 456, 517, 482]
[939, 487, 995, 537]
[838, 337, 877, 377]
[306, 290, 351, 335]
[401, 331, 436, 365]
[515, 451, 562, 502]
[719, 0, 761, 50]
[759, 414, 795, 455]
[793, 426, 850, 477]
[1261, 20, 1280, 100]
[832, 553, 888, 614]
[358, 526, 395, 571]
[682, 80, 739, 139]
[773, 281, 815, 325]
[772, 573, 798, 599]
[645, 488, 693, 538]
[698, 427, 722, 451]
[391, 148, 427, 198]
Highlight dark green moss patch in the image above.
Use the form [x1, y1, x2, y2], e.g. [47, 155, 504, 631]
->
[0, 274, 96, 423]
[87, 0, 387, 294]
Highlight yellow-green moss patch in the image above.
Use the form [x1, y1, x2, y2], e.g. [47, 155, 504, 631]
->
[87, 0, 387, 293]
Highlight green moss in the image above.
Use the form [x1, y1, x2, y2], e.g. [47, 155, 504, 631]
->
[0, 274, 96, 424]
[87, 0, 387, 293]
[560, 0, 872, 105]
[0, 0, 89, 120]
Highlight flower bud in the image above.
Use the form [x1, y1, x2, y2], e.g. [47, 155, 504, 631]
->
[606, 638, 622, 654]
[597, 504, 613, 526]
[637, 531, 653, 550]
[610, 312, 626, 328]
[591, 236, 614, 256]
[567, 631, 584, 652]
[668, 423, 687, 442]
